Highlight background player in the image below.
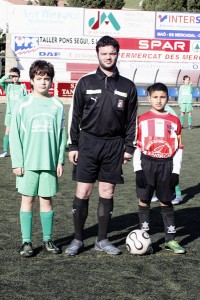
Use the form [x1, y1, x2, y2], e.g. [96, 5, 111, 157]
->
[0, 67, 27, 157]
[10, 60, 66, 257]
[178, 75, 193, 129]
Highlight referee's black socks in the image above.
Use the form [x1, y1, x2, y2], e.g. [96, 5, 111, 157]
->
[97, 197, 113, 242]
[73, 196, 89, 241]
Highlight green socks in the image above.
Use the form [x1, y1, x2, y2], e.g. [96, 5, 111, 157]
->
[180, 115, 192, 126]
[180, 115, 184, 126]
[20, 210, 54, 243]
[20, 211, 33, 243]
[175, 185, 181, 197]
[3, 134, 9, 152]
[40, 210, 54, 241]
[188, 115, 192, 126]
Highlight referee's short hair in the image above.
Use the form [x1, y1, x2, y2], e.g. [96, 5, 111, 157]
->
[96, 36, 119, 54]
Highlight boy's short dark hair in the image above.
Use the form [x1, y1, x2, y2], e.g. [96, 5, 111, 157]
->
[29, 60, 55, 81]
[9, 67, 20, 76]
[183, 75, 190, 81]
[147, 82, 169, 99]
[96, 36, 119, 54]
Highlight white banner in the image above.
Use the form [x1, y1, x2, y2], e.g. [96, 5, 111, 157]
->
[7, 6, 84, 35]
[12, 34, 200, 64]
[84, 9, 155, 38]
[155, 12, 200, 40]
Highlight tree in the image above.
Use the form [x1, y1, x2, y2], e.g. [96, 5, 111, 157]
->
[67, 0, 125, 9]
[186, 0, 200, 12]
[142, 0, 200, 12]
[0, 29, 6, 53]
[37, 0, 59, 6]
[66, 0, 84, 7]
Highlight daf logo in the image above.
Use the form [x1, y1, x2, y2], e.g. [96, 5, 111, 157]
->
[39, 51, 61, 57]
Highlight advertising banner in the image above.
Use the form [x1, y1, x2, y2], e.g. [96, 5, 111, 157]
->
[83, 9, 155, 38]
[12, 34, 200, 66]
[8, 6, 84, 35]
[57, 82, 76, 98]
[3, 6, 200, 86]
[155, 12, 200, 40]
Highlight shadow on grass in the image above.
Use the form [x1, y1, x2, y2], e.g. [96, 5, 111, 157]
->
[53, 207, 200, 254]
[188, 125, 200, 129]
[181, 183, 200, 203]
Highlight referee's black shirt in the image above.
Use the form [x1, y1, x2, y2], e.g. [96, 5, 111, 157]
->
[68, 67, 138, 155]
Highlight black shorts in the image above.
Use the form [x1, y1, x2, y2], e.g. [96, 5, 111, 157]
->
[136, 154, 175, 203]
[72, 131, 124, 184]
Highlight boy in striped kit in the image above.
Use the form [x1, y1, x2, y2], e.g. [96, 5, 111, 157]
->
[10, 60, 66, 257]
[133, 82, 185, 254]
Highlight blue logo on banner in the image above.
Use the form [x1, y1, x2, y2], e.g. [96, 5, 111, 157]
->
[15, 36, 39, 51]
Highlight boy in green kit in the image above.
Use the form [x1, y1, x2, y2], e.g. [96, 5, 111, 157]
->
[0, 67, 27, 157]
[10, 60, 66, 257]
[178, 75, 193, 129]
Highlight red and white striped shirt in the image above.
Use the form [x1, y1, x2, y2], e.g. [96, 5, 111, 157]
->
[136, 110, 182, 158]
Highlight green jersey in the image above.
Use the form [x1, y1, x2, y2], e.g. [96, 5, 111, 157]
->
[178, 84, 193, 104]
[165, 104, 177, 117]
[0, 74, 27, 115]
[10, 95, 66, 171]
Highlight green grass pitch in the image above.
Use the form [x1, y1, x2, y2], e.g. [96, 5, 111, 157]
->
[0, 103, 200, 299]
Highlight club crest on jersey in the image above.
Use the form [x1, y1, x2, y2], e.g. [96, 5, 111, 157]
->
[145, 139, 173, 158]
[167, 124, 175, 134]
[117, 99, 124, 109]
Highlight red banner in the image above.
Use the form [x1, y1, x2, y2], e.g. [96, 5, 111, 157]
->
[57, 82, 76, 98]
[116, 38, 190, 52]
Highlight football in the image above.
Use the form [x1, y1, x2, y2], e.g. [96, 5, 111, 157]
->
[126, 229, 152, 255]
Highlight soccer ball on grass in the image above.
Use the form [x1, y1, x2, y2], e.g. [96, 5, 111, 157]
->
[126, 229, 152, 255]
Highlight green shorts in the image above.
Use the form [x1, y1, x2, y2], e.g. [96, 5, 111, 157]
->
[180, 103, 193, 113]
[4, 113, 11, 127]
[16, 170, 58, 197]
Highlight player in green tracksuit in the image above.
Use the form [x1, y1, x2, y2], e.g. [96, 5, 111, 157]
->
[0, 67, 27, 157]
[10, 60, 66, 257]
[178, 75, 193, 129]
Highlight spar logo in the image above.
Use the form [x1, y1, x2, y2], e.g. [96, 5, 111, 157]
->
[88, 11, 120, 31]
[138, 39, 189, 52]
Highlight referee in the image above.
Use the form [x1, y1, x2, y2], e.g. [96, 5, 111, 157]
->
[66, 36, 138, 256]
